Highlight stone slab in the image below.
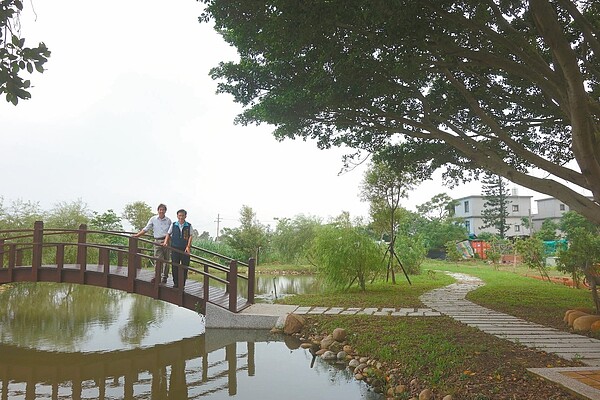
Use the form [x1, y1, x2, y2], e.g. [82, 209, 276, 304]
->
[529, 367, 600, 399]
[307, 307, 329, 314]
[357, 308, 378, 315]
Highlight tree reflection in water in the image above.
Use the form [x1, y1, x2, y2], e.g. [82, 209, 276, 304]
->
[0, 282, 381, 399]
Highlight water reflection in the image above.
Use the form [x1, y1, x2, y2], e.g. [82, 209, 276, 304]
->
[251, 275, 321, 303]
[0, 283, 381, 400]
[0, 283, 202, 352]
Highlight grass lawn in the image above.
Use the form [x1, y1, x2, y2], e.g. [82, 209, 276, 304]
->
[279, 259, 592, 399]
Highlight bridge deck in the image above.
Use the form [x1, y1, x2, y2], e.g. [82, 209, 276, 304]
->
[0, 264, 250, 313]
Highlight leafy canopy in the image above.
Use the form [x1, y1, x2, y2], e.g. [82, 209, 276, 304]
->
[0, 0, 50, 105]
[201, 0, 600, 224]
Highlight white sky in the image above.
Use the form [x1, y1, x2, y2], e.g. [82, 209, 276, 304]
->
[1, 0, 545, 234]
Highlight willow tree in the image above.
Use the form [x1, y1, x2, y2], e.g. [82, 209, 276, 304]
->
[201, 0, 600, 224]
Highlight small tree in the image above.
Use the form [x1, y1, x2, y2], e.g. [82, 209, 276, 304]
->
[122, 201, 154, 232]
[360, 159, 418, 283]
[536, 219, 559, 241]
[515, 237, 550, 281]
[221, 205, 269, 261]
[558, 228, 600, 311]
[308, 221, 384, 291]
[271, 214, 321, 264]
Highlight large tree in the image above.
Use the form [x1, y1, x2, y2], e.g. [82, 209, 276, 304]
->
[201, 0, 600, 224]
[1, 0, 50, 105]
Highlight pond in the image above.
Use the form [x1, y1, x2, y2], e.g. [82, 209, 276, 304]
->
[0, 283, 381, 400]
[253, 274, 321, 303]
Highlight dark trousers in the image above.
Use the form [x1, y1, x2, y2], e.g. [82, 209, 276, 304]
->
[171, 248, 190, 287]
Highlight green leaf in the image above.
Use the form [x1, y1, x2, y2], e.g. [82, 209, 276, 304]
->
[26, 63, 33, 73]
[34, 63, 44, 73]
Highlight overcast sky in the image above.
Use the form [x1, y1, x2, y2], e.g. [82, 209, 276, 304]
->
[1, 0, 544, 234]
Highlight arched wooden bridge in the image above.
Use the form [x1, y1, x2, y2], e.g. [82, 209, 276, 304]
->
[0, 221, 255, 315]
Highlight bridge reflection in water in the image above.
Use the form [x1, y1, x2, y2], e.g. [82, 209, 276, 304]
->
[0, 329, 273, 400]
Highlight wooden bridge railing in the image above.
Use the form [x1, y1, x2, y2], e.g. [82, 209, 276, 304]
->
[0, 221, 255, 313]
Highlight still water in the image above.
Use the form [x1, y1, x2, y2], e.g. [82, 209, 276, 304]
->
[0, 282, 380, 400]
[252, 274, 321, 303]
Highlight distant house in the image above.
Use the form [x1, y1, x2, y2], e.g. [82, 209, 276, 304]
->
[453, 193, 533, 238]
[531, 197, 570, 232]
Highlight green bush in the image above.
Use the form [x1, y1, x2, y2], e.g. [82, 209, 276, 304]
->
[515, 236, 549, 279]
[395, 234, 426, 275]
[308, 224, 384, 291]
[444, 241, 463, 262]
[192, 239, 246, 263]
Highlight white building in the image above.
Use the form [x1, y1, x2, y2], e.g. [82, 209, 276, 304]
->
[453, 193, 533, 238]
[531, 197, 570, 233]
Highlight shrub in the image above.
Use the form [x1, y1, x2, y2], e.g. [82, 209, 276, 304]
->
[444, 241, 463, 262]
[308, 224, 384, 291]
[395, 234, 426, 275]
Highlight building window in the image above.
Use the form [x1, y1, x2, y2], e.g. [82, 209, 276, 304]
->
[514, 225, 521, 232]
[512, 204, 519, 212]
[464, 201, 469, 213]
[465, 220, 471, 232]
[560, 204, 566, 211]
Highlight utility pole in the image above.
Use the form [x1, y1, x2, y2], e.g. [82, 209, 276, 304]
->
[215, 213, 222, 242]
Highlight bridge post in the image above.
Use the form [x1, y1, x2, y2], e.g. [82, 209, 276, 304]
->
[228, 260, 238, 312]
[247, 258, 255, 305]
[203, 263, 209, 304]
[127, 236, 139, 293]
[77, 224, 88, 283]
[31, 221, 44, 281]
[0, 239, 4, 268]
[56, 244, 65, 282]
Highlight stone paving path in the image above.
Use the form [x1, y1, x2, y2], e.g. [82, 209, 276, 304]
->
[291, 305, 441, 317]
[419, 272, 600, 367]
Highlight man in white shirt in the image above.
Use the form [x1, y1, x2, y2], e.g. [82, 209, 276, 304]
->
[133, 203, 172, 283]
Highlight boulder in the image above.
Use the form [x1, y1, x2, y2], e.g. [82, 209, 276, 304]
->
[320, 335, 335, 349]
[419, 388, 433, 400]
[573, 315, 600, 332]
[332, 327, 347, 341]
[283, 313, 305, 335]
[394, 384, 407, 394]
[574, 307, 596, 314]
[591, 320, 600, 333]
[564, 309, 577, 322]
[567, 311, 589, 327]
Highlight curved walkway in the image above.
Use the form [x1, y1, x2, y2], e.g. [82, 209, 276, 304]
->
[420, 271, 600, 400]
